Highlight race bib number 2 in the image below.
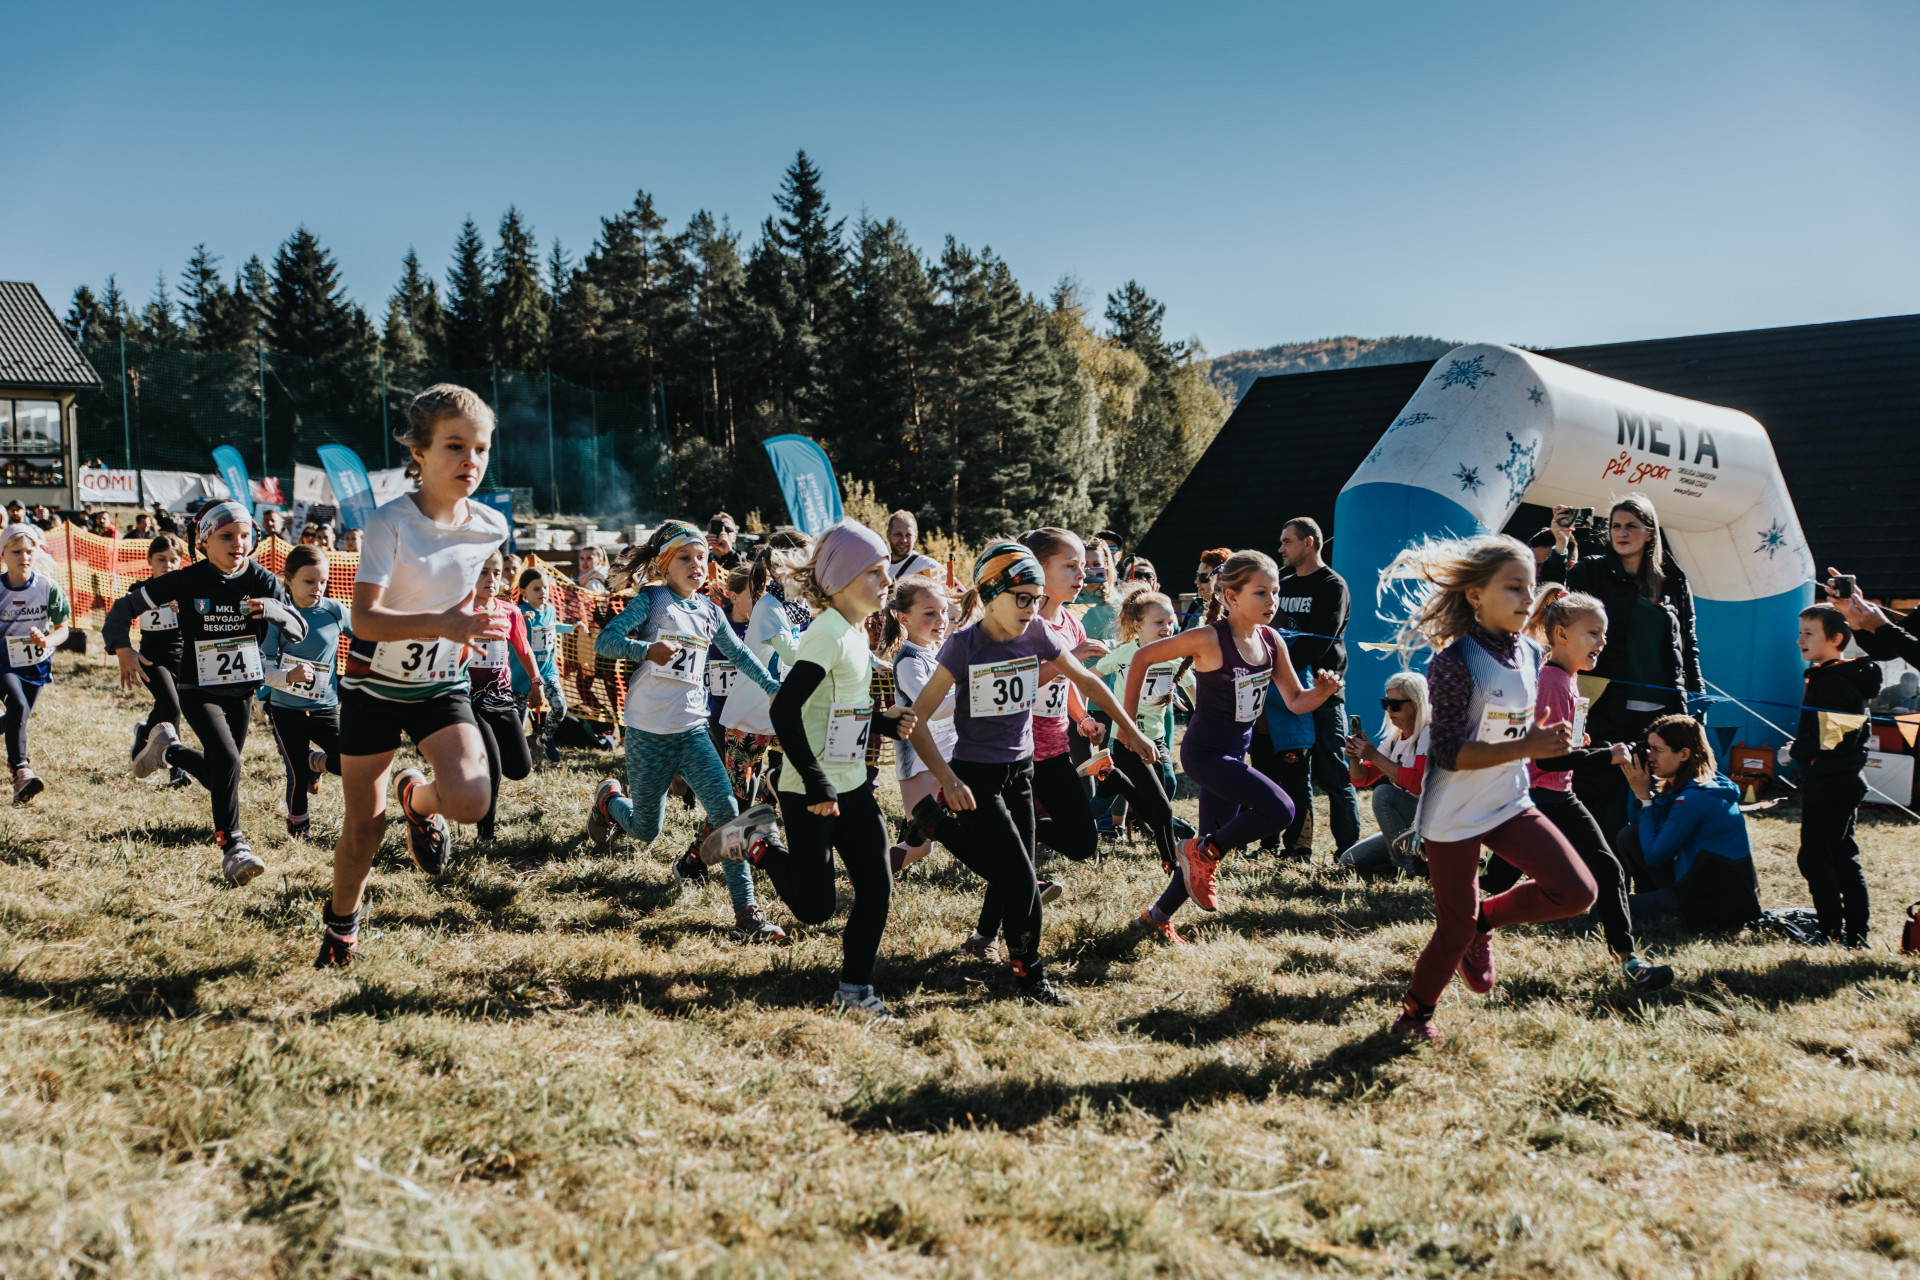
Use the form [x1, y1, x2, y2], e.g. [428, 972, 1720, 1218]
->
[195, 637, 263, 686]
[370, 639, 462, 684]
[968, 656, 1039, 718]
[139, 604, 179, 633]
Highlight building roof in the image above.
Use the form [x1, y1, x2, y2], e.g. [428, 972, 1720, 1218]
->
[1139, 313, 1920, 599]
[0, 281, 102, 393]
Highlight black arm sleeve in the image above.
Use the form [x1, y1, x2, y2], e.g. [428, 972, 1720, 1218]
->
[1858, 619, 1920, 668]
[102, 590, 143, 654]
[769, 661, 835, 805]
[1534, 744, 1615, 774]
[873, 696, 907, 740]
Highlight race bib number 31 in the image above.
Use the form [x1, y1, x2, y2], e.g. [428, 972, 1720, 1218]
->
[1477, 705, 1533, 744]
[968, 656, 1039, 718]
[370, 638, 462, 684]
[648, 632, 708, 685]
[195, 637, 263, 686]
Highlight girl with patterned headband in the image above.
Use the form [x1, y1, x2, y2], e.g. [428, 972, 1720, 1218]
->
[0, 522, 71, 804]
[898, 541, 1161, 1007]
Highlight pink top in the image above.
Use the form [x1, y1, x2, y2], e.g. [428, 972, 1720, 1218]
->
[1031, 606, 1086, 762]
[1528, 662, 1580, 790]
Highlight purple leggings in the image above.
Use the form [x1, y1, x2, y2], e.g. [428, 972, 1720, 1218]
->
[1153, 718, 1296, 917]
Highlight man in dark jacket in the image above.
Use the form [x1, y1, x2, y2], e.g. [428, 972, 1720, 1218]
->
[1826, 567, 1920, 670]
[1273, 516, 1360, 856]
[1790, 604, 1882, 946]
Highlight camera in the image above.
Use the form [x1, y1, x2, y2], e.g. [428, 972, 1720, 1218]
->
[1085, 565, 1107, 585]
[1832, 574, 1856, 600]
[1555, 506, 1596, 531]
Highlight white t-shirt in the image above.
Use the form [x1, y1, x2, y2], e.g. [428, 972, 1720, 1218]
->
[342, 494, 509, 700]
[893, 640, 957, 779]
[718, 592, 803, 736]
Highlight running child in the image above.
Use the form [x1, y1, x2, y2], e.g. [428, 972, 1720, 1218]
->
[1382, 534, 1597, 1042]
[756, 520, 919, 1015]
[315, 384, 510, 967]
[468, 549, 544, 843]
[886, 575, 954, 872]
[714, 532, 814, 804]
[513, 566, 573, 763]
[0, 523, 72, 803]
[1479, 585, 1673, 988]
[108, 501, 310, 885]
[901, 542, 1161, 1005]
[260, 545, 353, 839]
[127, 533, 192, 789]
[1120, 551, 1342, 932]
[585, 520, 788, 942]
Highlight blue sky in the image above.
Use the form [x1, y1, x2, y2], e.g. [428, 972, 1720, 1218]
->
[6, 0, 1915, 357]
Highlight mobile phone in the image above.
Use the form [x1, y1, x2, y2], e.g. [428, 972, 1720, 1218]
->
[1086, 565, 1107, 585]
[1348, 714, 1363, 737]
[1833, 575, 1856, 600]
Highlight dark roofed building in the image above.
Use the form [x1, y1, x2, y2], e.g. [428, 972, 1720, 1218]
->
[0, 281, 102, 508]
[1139, 313, 1920, 602]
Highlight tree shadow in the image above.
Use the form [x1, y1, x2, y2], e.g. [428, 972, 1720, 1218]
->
[1697, 952, 1912, 1010]
[1120, 977, 1403, 1047]
[0, 960, 254, 1021]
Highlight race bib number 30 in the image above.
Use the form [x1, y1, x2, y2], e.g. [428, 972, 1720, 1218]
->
[370, 638, 462, 684]
[195, 637, 263, 686]
[1036, 678, 1069, 720]
[6, 635, 48, 668]
[1477, 705, 1533, 744]
[647, 632, 708, 685]
[823, 701, 872, 763]
[1233, 669, 1269, 723]
[968, 656, 1039, 718]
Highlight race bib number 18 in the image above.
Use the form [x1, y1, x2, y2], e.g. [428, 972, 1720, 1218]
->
[369, 638, 462, 684]
[6, 635, 48, 668]
[968, 656, 1039, 718]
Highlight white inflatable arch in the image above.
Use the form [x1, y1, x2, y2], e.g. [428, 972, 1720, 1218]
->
[1331, 343, 1815, 751]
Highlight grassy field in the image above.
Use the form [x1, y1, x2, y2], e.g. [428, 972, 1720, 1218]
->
[3, 653, 1919, 1278]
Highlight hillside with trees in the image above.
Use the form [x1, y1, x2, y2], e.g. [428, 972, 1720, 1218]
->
[63, 153, 1227, 543]
[1205, 335, 1460, 404]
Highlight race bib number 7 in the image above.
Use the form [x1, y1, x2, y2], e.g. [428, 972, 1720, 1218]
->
[968, 656, 1039, 718]
[370, 638, 462, 684]
[1477, 705, 1534, 744]
[195, 637, 263, 686]
[647, 632, 708, 685]
[1141, 668, 1174, 705]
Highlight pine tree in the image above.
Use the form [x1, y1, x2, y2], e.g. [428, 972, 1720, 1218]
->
[266, 227, 370, 362]
[746, 151, 848, 436]
[488, 206, 548, 369]
[546, 238, 573, 302]
[832, 215, 934, 511]
[556, 189, 686, 394]
[443, 217, 492, 369]
[382, 248, 444, 367]
[178, 245, 223, 343]
[228, 256, 270, 347]
[1101, 280, 1225, 538]
[65, 286, 109, 346]
[142, 271, 184, 346]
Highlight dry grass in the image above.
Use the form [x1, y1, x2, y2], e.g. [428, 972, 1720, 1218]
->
[3, 653, 1920, 1278]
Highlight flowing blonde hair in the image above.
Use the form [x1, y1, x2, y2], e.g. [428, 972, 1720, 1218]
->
[1384, 534, 1533, 654]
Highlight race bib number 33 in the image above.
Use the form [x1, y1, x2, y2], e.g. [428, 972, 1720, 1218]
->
[968, 656, 1039, 718]
[1036, 678, 1069, 720]
[370, 638, 462, 684]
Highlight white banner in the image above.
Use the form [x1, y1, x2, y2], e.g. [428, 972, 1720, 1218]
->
[77, 467, 140, 506]
[370, 466, 413, 506]
[293, 463, 331, 504]
[139, 470, 226, 512]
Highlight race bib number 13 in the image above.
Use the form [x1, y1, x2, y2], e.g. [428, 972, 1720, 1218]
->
[968, 656, 1039, 718]
[706, 660, 740, 698]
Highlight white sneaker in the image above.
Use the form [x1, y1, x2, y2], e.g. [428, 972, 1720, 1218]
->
[12, 765, 44, 804]
[133, 721, 179, 780]
[219, 833, 265, 887]
[587, 778, 623, 850]
[832, 986, 896, 1020]
[698, 804, 780, 866]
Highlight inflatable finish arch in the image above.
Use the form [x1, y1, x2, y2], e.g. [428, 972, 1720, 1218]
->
[1331, 343, 1815, 750]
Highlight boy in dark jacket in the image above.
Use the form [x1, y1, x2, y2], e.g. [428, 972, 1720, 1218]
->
[1790, 605, 1882, 946]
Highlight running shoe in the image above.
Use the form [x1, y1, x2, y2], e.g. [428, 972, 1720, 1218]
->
[1135, 908, 1186, 946]
[218, 831, 265, 887]
[747, 828, 787, 867]
[832, 985, 896, 1020]
[1390, 1007, 1444, 1042]
[1458, 928, 1496, 994]
[671, 851, 709, 885]
[1037, 879, 1064, 905]
[587, 778, 623, 850]
[958, 930, 999, 962]
[395, 768, 451, 876]
[733, 907, 788, 944]
[307, 748, 328, 793]
[168, 765, 193, 789]
[285, 812, 311, 840]
[475, 817, 495, 844]
[698, 804, 780, 866]
[133, 720, 179, 780]
[899, 793, 950, 850]
[1624, 955, 1676, 991]
[542, 737, 561, 764]
[12, 765, 44, 805]
[1177, 836, 1224, 912]
[888, 844, 910, 875]
[130, 718, 148, 761]
[1014, 971, 1076, 1007]
[313, 931, 358, 968]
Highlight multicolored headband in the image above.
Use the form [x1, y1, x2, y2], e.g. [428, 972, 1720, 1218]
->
[653, 521, 706, 563]
[197, 500, 253, 544]
[972, 541, 1045, 605]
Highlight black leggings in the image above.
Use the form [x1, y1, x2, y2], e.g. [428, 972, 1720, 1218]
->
[173, 688, 251, 834]
[143, 663, 183, 738]
[471, 701, 534, 829]
[1096, 740, 1177, 868]
[267, 703, 341, 819]
[1, 672, 44, 769]
[767, 781, 891, 985]
[1798, 773, 1869, 940]
[1483, 786, 1635, 956]
[933, 758, 1044, 963]
[975, 752, 1093, 943]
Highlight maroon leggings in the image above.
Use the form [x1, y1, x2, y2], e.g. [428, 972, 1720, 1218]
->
[1410, 808, 1597, 1007]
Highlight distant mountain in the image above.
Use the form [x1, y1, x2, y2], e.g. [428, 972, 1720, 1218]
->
[1205, 335, 1462, 404]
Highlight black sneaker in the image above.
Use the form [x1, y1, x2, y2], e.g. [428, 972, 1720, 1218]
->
[476, 817, 495, 844]
[1017, 974, 1077, 1007]
[1037, 879, 1064, 905]
[314, 929, 359, 969]
[671, 851, 709, 885]
[168, 765, 193, 789]
[1625, 957, 1676, 991]
[733, 907, 788, 943]
[900, 793, 950, 849]
[395, 768, 451, 875]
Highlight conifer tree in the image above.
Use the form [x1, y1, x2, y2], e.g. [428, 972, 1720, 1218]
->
[832, 215, 934, 508]
[142, 271, 184, 347]
[266, 228, 371, 363]
[488, 206, 549, 369]
[747, 151, 848, 436]
[383, 248, 444, 367]
[443, 217, 492, 368]
[178, 245, 227, 346]
[65, 286, 109, 346]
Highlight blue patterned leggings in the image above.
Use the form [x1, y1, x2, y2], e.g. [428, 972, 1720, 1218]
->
[607, 725, 756, 911]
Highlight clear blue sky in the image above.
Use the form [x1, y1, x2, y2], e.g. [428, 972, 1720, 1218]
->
[7, 0, 1915, 357]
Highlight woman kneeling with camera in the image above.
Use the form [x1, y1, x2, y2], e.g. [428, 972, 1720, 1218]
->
[1614, 714, 1763, 933]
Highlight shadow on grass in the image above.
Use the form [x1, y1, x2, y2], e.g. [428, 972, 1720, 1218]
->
[0, 960, 254, 1020]
[837, 1025, 1419, 1131]
[1702, 951, 1913, 1009]
[1120, 977, 1404, 1046]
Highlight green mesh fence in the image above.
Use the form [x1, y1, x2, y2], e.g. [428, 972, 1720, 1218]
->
[74, 339, 675, 521]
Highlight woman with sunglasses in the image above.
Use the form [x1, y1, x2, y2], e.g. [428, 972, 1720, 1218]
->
[1338, 673, 1431, 879]
[900, 542, 1159, 1006]
[1180, 548, 1232, 632]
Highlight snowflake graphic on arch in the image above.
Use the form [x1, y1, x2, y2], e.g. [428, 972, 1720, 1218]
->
[1393, 411, 1436, 429]
[1526, 384, 1545, 406]
[1434, 355, 1496, 390]
[1754, 520, 1789, 559]
[1453, 464, 1482, 493]
[1493, 431, 1538, 504]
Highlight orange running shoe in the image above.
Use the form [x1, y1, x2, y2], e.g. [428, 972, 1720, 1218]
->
[1177, 836, 1224, 912]
[1136, 909, 1186, 946]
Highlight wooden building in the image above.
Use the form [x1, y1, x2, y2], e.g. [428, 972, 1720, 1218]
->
[0, 281, 102, 510]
